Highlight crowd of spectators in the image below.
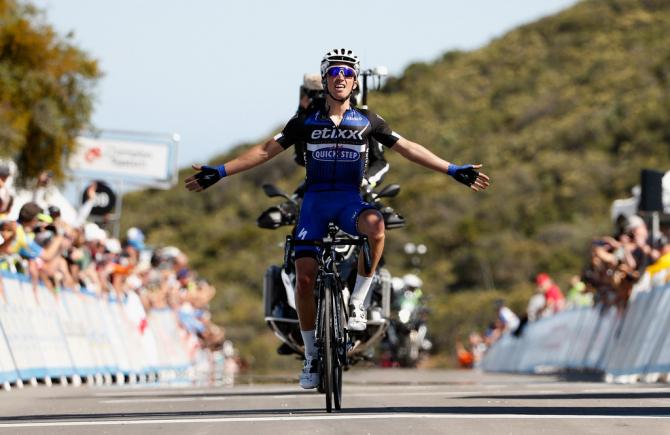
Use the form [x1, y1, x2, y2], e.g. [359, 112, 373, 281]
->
[0, 162, 227, 357]
[582, 214, 667, 312]
[457, 212, 670, 368]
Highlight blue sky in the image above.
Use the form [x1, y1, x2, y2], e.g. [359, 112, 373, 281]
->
[34, 0, 578, 169]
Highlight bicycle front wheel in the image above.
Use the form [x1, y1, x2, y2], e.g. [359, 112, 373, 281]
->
[323, 282, 334, 413]
[333, 284, 344, 410]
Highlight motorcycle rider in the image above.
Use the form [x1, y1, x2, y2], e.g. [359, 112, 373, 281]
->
[185, 48, 490, 389]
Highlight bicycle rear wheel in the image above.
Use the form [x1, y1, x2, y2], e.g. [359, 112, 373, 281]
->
[323, 282, 334, 413]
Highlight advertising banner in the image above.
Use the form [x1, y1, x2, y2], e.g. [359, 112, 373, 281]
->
[70, 135, 177, 185]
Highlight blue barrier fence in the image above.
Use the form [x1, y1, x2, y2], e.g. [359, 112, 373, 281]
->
[0, 271, 193, 390]
[482, 271, 670, 383]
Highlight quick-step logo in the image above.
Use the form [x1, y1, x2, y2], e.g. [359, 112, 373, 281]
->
[313, 147, 360, 162]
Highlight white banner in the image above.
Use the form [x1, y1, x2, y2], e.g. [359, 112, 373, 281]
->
[0, 272, 199, 387]
[70, 136, 174, 182]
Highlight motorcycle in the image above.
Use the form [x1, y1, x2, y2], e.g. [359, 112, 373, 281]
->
[258, 181, 405, 362]
[381, 274, 432, 367]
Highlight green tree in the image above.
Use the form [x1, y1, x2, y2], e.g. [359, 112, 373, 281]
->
[0, 0, 100, 182]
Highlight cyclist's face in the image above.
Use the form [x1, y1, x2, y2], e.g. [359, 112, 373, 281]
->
[326, 63, 356, 100]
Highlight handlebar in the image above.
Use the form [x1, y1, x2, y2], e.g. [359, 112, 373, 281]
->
[284, 233, 372, 274]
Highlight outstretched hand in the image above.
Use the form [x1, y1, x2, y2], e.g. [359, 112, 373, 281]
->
[184, 164, 225, 192]
[448, 164, 490, 192]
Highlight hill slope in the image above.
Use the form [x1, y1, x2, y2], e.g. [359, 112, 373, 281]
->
[122, 0, 670, 369]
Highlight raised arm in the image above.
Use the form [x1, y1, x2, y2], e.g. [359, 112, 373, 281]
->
[391, 137, 490, 192]
[185, 138, 285, 192]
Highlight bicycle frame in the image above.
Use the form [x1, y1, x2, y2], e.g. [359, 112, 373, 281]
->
[285, 223, 371, 412]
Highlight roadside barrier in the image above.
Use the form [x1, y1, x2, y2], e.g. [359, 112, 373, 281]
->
[482, 270, 670, 383]
[0, 271, 195, 391]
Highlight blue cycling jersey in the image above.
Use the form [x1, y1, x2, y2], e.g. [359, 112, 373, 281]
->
[274, 103, 400, 192]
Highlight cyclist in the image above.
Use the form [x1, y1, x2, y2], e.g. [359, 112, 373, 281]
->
[185, 48, 490, 389]
[293, 73, 389, 191]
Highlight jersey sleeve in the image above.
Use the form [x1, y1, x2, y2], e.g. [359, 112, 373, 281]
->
[273, 114, 303, 149]
[367, 110, 401, 148]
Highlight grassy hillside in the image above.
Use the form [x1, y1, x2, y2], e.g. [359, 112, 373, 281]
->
[122, 0, 670, 370]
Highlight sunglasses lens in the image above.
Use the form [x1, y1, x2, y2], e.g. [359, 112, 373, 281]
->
[327, 68, 341, 77]
[327, 66, 355, 78]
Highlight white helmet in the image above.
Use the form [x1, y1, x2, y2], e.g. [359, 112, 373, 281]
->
[391, 277, 405, 292]
[403, 273, 423, 289]
[320, 48, 360, 78]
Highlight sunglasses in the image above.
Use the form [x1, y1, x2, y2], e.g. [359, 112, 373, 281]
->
[326, 66, 357, 78]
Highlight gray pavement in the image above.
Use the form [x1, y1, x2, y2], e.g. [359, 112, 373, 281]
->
[0, 369, 669, 434]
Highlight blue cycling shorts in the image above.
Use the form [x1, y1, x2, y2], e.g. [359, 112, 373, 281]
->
[294, 190, 377, 259]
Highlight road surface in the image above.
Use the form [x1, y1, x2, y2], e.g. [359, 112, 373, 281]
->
[0, 369, 668, 434]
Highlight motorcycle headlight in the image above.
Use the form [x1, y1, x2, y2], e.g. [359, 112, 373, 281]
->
[257, 207, 283, 229]
[399, 308, 411, 324]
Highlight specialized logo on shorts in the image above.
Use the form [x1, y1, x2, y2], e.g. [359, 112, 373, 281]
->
[297, 228, 308, 239]
[310, 128, 364, 141]
[313, 148, 360, 162]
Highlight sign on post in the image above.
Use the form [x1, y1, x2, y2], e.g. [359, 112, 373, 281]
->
[69, 131, 179, 188]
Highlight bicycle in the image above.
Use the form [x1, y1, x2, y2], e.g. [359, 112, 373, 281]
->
[284, 223, 372, 412]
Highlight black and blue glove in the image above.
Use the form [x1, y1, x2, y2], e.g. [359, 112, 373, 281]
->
[447, 164, 479, 187]
[193, 165, 226, 190]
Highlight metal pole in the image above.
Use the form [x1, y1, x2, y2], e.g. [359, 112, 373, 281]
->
[113, 178, 124, 240]
[362, 73, 369, 108]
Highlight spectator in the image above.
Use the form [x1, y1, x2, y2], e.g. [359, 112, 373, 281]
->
[583, 232, 640, 311]
[176, 267, 192, 292]
[13, 203, 73, 298]
[536, 273, 565, 314]
[494, 299, 520, 333]
[526, 285, 546, 322]
[469, 332, 487, 366]
[646, 237, 670, 283]
[566, 275, 592, 308]
[484, 321, 501, 346]
[31, 170, 55, 207]
[624, 215, 659, 274]
[0, 220, 18, 307]
[0, 164, 13, 220]
[456, 340, 474, 368]
[75, 182, 97, 227]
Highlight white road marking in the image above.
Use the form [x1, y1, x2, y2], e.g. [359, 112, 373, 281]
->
[1, 413, 669, 428]
[100, 398, 199, 404]
[580, 388, 669, 393]
[94, 388, 293, 397]
[99, 391, 482, 404]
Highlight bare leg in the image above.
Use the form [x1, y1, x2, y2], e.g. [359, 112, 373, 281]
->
[295, 257, 318, 330]
[296, 256, 321, 388]
[28, 260, 41, 304]
[356, 209, 385, 277]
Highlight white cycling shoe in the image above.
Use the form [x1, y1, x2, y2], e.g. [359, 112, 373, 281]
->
[299, 354, 320, 389]
[347, 303, 367, 331]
